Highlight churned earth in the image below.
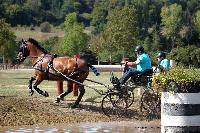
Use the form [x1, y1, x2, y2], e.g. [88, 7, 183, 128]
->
[0, 95, 159, 127]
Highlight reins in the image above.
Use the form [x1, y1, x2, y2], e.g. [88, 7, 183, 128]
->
[51, 66, 106, 95]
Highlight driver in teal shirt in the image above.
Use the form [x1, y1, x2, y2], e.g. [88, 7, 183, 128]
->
[118, 45, 152, 86]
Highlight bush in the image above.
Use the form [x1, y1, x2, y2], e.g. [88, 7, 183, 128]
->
[41, 36, 59, 53]
[30, 25, 35, 30]
[169, 45, 200, 67]
[40, 22, 51, 33]
[152, 66, 200, 93]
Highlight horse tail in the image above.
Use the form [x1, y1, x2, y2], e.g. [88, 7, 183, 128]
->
[87, 63, 100, 76]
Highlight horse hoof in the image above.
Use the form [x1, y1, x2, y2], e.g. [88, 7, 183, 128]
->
[54, 97, 60, 103]
[71, 104, 79, 109]
[43, 91, 49, 97]
[60, 97, 64, 101]
[29, 90, 34, 96]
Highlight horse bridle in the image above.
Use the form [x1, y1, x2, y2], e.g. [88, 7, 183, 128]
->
[16, 39, 31, 63]
[18, 40, 30, 61]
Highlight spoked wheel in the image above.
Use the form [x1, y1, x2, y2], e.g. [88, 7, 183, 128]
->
[101, 92, 128, 117]
[124, 80, 135, 108]
[123, 88, 134, 108]
[140, 89, 160, 119]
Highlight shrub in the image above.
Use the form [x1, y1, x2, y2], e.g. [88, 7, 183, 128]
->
[169, 45, 200, 67]
[41, 36, 59, 53]
[40, 22, 51, 33]
[152, 66, 200, 93]
[30, 25, 35, 30]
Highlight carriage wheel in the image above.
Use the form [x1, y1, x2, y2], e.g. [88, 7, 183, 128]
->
[140, 89, 160, 119]
[124, 81, 135, 108]
[101, 92, 127, 117]
[123, 89, 134, 108]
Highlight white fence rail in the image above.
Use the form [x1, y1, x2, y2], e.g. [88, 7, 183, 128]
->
[94, 65, 124, 72]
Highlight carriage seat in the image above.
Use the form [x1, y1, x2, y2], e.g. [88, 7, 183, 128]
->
[130, 68, 153, 83]
[130, 68, 153, 79]
[138, 68, 153, 77]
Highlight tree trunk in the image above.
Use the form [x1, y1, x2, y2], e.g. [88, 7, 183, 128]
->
[98, 56, 100, 65]
[109, 54, 112, 65]
[2, 55, 5, 64]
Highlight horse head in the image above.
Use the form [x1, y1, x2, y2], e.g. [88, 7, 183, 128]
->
[16, 39, 30, 63]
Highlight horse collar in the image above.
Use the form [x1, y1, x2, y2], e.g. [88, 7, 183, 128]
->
[32, 55, 46, 68]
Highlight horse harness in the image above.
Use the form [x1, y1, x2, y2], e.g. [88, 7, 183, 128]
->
[33, 54, 82, 80]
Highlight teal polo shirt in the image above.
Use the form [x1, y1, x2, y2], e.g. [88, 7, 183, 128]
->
[159, 59, 170, 71]
[136, 53, 152, 72]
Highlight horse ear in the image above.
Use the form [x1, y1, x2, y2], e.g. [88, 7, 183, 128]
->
[21, 39, 27, 44]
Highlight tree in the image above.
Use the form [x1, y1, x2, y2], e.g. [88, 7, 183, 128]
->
[89, 33, 105, 64]
[169, 45, 200, 67]
[41, 36, 60, 53]
[58, 13, 89, 56]
[102, 7, 139, 63]
[61, 0, 80, 18]
[90, 4, 108, 34]
[0, 19, 16, 63]
[23, 0, 42, 25]
[194, 10, 200, 39]
[160, 3, 183, 50]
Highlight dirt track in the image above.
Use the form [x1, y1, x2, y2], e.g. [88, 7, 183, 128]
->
[0, 95, 159, 127]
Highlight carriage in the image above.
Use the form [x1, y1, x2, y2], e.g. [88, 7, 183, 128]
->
[101, 67, 161, 118]
[17, 38, 160, 118]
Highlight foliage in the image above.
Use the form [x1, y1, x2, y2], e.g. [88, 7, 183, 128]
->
[90, 3, 108, 34]
[41, 36, 60, 53]
[100, 7, 139, 62]
[0, 0, 94, 26]
[0, 19, 16, 62]
[194, 10, 200, 39]
[169, 45, 200, 67]
[153, 66, 200, 92]
[40, 22, 51, 32]
[88, 33, 104, 62]
[1, 0, 200, 66]
[58, 13, 89, 56]
[160, 3, 183, 49]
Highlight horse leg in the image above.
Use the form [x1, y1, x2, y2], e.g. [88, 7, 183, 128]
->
[55, 82, 73, 103]
[71, 84, 85, 108]
[33, 79, 49, 97]
[28, 77, 35, 96]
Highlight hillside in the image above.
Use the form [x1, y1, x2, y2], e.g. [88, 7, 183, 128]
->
[12, 28, 64, 41]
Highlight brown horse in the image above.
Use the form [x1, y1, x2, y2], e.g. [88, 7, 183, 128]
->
[17, 38, 99, 108]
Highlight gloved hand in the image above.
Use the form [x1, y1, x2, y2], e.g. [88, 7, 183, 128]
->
[53, 54, 58, 58]
[48, 61, 53, 67]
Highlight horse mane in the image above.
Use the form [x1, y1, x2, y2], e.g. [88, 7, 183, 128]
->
[28, 38, 48, 54]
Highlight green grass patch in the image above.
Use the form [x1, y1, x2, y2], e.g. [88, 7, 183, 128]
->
[0, 69, 122, 99]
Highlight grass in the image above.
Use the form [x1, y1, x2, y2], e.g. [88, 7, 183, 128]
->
[0, 69, 123, 100]
[12, 27, 64, 41]
[12, 26, 92, 41]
